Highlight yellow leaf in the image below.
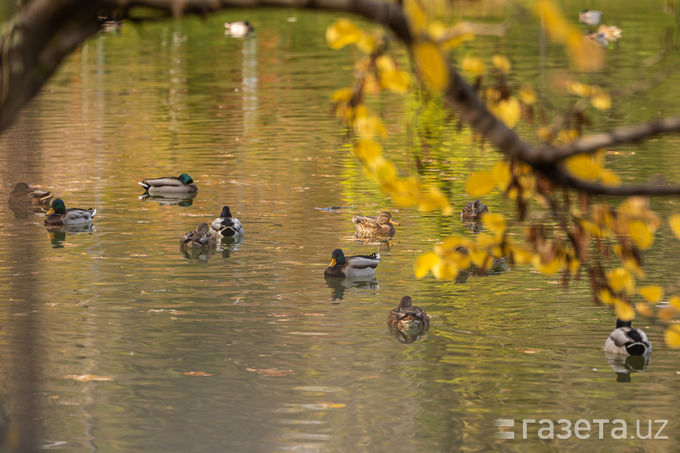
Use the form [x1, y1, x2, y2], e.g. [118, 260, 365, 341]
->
[476, 233, 497, 249]
[664, 325, 680, 348]
[352, 140, 382, 162]
[518, 86, 537, 105]
[636, 302, 651, 317]
[627, 220, 654, 250]
[533, 256, 561, 275]
[511, 246, 534, 264]
[415, 252, 439, 279]
[615, 299, 635, 322]
[380, 69, 411, 93]
[354, 114, 387, 139]
[469, 249, 489, 268]
[326, 19, 363, 49]
[492, 161, 511, 191]
[638, 286, 664, 303]
[403, 0, 428, 35]
[461, 56, 485, 76]
[490, 97, 520, 128]
[567, 81, 592, 98]
[492, 55, 511, 73]
[565, 154, 601, 181]
[465, 171, 495, 197]
[669, 214, 680, 239]
[431, 259, 459, 279]
[600, 169, 621, 186]
[670, 295, 680, 310]
[413, 41, 449, 91]
[591, 92, 611, 110]
[332, 87, 354, 103]
[484, 213, 507, 237]
[607, 267, 635, 293]
[370, 157, 397, 183]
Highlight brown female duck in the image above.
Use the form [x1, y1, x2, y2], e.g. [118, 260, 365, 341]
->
[352, 211, 399, 237]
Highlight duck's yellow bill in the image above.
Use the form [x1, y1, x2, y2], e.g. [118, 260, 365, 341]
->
[46, 208, 54, 215]
[329, 258, 336, 267]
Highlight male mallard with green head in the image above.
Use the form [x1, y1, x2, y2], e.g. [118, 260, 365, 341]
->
[352, 211, 399, 237]
[210, 206, 244, 239]
[324, 249, 380, 278]
[604, 319, 652, 356]
[387, 296, 429, 342]
[44, 199, 96, 227]
[461, 200, 489, 221]
[9, 182, 54, 211]
[138, 173, 198, 195]
[180, 223, 217, 251]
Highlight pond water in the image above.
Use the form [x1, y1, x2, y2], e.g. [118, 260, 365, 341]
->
[1, 3, 680, 452]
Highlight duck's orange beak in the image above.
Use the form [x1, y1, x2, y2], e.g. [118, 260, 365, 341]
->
[329, 258, 336, 267]
[389, 219, 400, 225]
[46, 208, 54, 215]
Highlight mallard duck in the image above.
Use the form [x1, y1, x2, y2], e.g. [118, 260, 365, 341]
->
[138, 174, 198, 195]
[578, 9, 601, 26]
[461, 200, 489, 221]
[224, 21, 254, 38]
[44, 199, 96, 227]
[210, 206, 244, 239]
[324, 249, 380, 278]
[604, 319, 652, 356]
[180, 223, 217, 250]
[597, 24, 622, 42]
[9, 182, 53, 211]
[352, 211, 399, 237]
[387, 296, 429, 341]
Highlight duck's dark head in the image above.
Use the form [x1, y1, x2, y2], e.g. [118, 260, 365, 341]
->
[397, 296, 413, 310]
[47, 198, 66, 215]
[11, 182, 30, 193]
[178, 173, 194, 184]
[616, 319, 633, 329]
[220, 206, 233, 218]
[329, 249, 345, 267]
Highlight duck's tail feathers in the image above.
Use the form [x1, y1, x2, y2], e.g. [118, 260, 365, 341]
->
[138, 181, 150, 190]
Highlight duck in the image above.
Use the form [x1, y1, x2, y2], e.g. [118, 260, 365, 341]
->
[578, 9, 602, 26]
[604, 319, 652, 356]
[44, 199, 96, 227]
[9, 182, 54, 211]
[352, 211, 399, 237]
[224, 21, 254, 38]
[461, 200, 489, 221]
[138, 174, 198, 195]
[324, 249, 380, 278]
[387, 296, 429, 342]
[210, 206, 244, 239]
[180, 223, 217, 251]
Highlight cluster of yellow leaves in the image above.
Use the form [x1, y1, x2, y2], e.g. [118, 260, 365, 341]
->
[564, 150, 620, 186]
[353, 139, 453, 214]
[415, 212, 533, 280]
[566, 81, 611, 110]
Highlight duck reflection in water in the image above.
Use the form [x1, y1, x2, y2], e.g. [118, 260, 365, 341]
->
[139, 192, 197, 207]
[605, 353, 650, 383]
[387, 296, 429, 343]
[45, 225, 95, 248]
[324, 275, 379, 301]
